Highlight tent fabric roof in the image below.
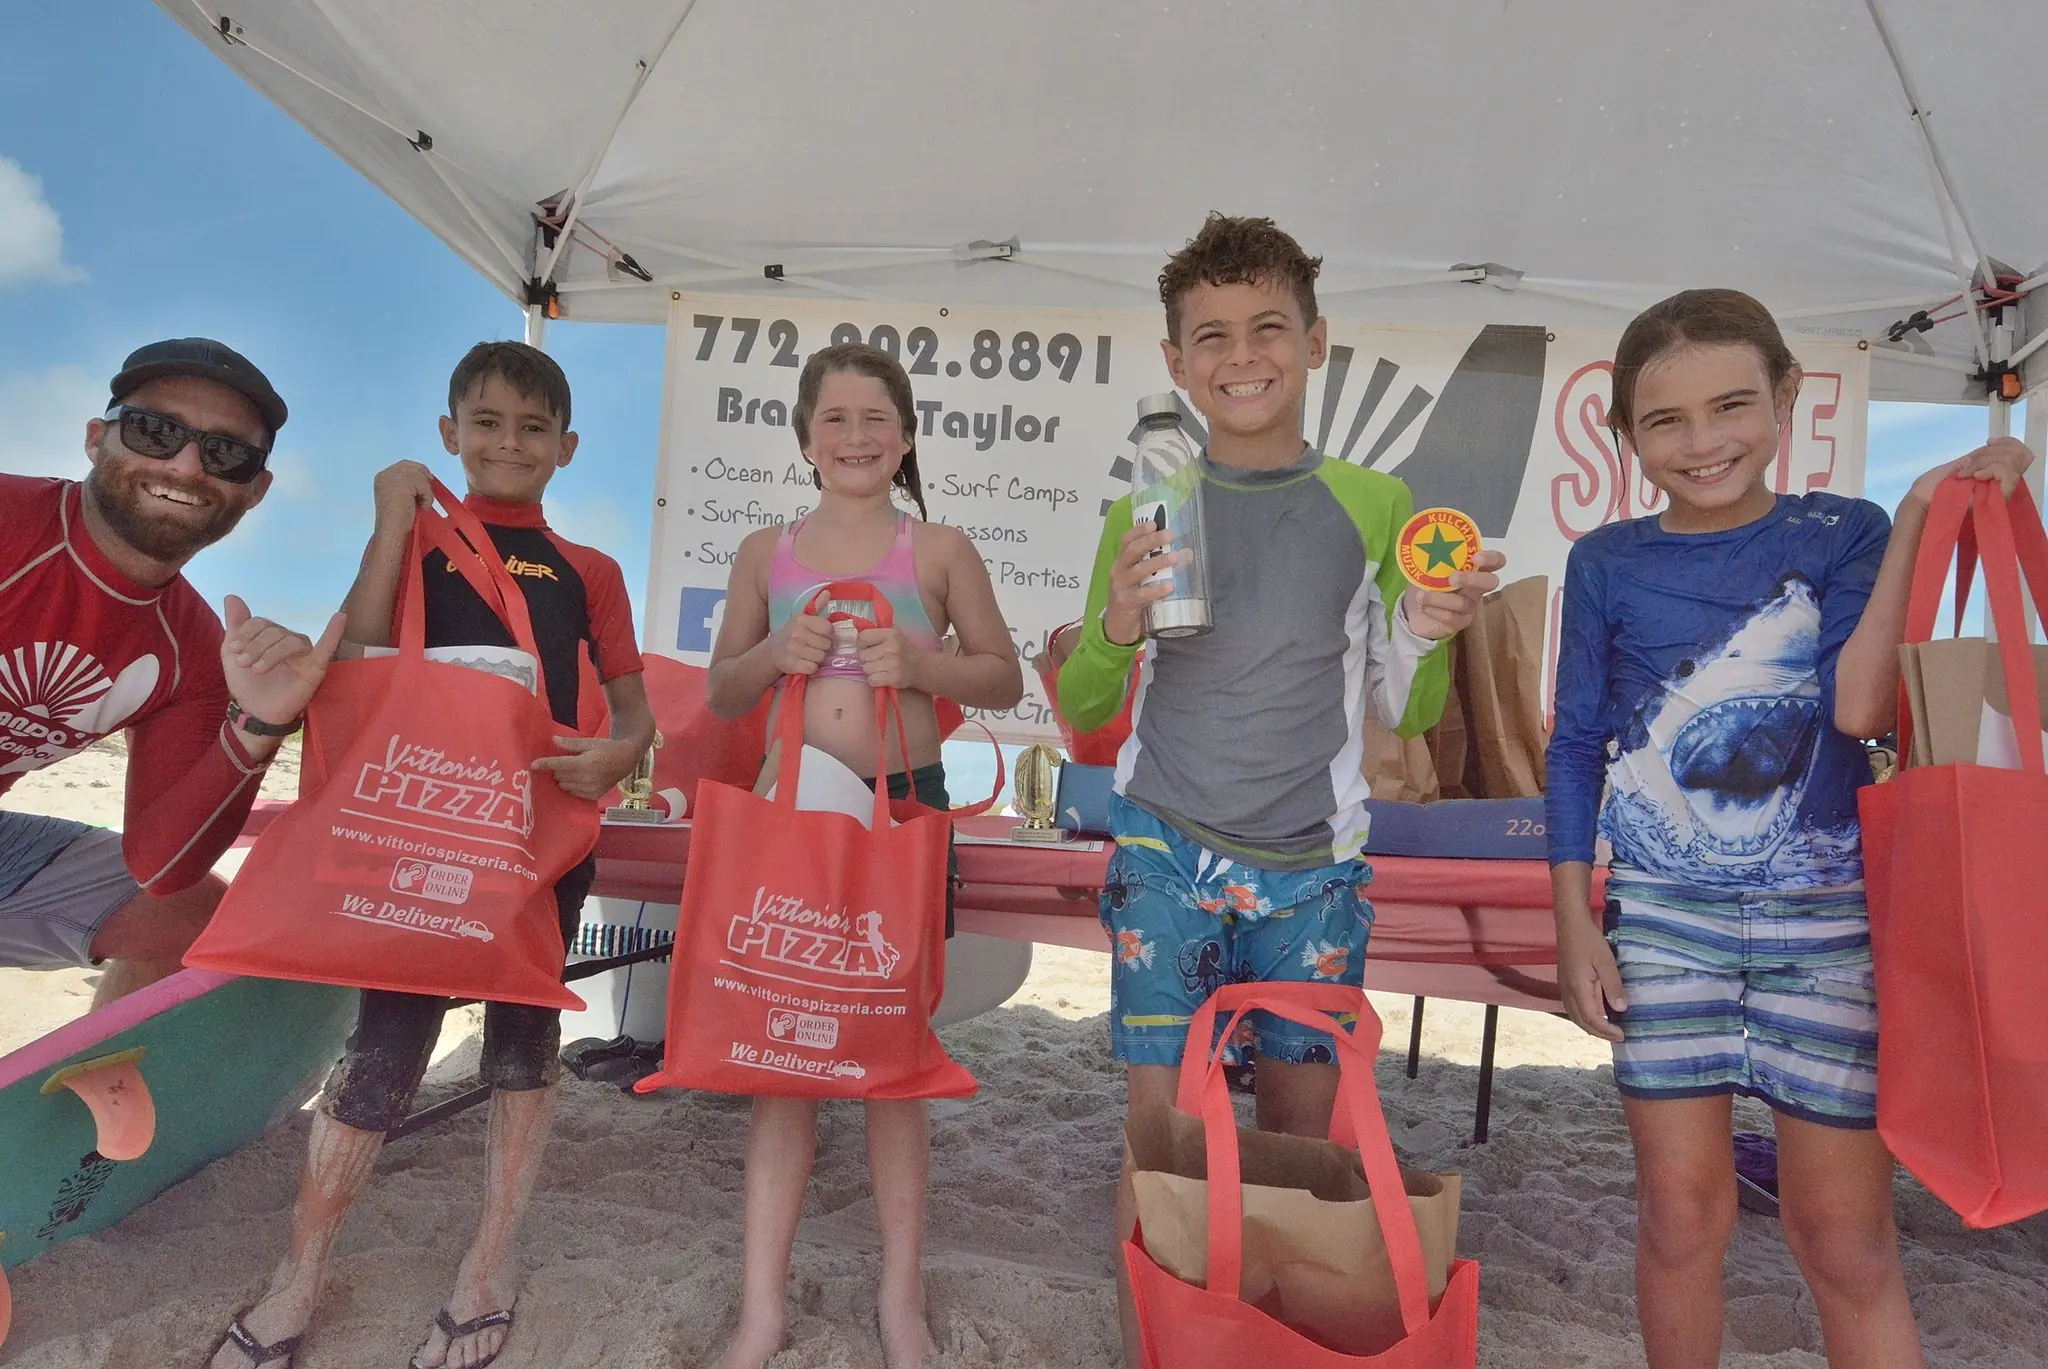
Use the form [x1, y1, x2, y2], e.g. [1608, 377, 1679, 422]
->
[153, 0, 2048, 404]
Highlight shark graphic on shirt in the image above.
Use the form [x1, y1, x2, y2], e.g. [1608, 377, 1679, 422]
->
[1602, 575, 1859, 886]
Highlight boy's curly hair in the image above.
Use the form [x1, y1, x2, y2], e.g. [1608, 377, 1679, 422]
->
[1159, 213, 1323, 344]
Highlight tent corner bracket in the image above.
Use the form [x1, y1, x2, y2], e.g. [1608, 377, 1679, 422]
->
[1450, 262, 1523, 291]
[1971, 359, 2026, 404]
[954, 238, 1020, 265]
[524, 278, 561, 319]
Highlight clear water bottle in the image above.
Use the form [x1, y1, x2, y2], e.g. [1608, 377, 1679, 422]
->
[823, 616, 863, 674]
[821, 597, 868, 673]
[1130, 393, 1212, 638]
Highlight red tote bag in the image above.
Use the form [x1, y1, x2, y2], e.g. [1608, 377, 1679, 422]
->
[1034, 618, 1138, 766]
[185, 486, 597, 1009]
[1126, 983, 1480, 1369]
[585, 653, 772, 818]
[1859, 478, 2048, 1228]
[635, 583, 984, 1100]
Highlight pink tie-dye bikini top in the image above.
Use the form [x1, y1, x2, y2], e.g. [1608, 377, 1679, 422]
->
[766, 512, 941, 683]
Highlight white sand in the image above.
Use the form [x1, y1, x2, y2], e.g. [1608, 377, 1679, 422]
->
[3, 747, 2044, 1367]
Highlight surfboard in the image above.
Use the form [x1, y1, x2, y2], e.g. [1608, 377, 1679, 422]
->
[0, 970, 356, 1274]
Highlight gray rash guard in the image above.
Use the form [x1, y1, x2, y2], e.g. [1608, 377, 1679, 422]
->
[1059, 445, 1450, 870]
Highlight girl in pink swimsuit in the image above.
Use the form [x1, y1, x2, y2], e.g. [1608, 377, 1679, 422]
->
[705, 342, 1023, 1369]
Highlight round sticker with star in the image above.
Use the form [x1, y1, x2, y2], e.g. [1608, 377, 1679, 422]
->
[1395, 507, 1483, 592]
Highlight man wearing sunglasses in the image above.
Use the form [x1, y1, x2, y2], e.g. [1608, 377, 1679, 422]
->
[1, 337, 344, 1005]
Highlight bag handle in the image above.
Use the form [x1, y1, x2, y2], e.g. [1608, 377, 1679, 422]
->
[939, 715, 1006, 817]
[1900, 479, 2047, 774]
[394, 480, 516, 628]
[1896, 480, 1974, 765]
[1173, 984, 1435, 1338]
[771, 581, 1007, 819]
[1966, 481, 2046, 774]
[393, 481, 549, 697]
[770, 583, 913, 831]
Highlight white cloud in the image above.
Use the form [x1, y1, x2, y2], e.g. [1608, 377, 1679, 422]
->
[0, 365, 102, 479]
[0, 157, 86, 287]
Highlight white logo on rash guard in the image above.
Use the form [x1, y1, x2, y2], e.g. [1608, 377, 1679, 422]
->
[0, 642, 160, 774]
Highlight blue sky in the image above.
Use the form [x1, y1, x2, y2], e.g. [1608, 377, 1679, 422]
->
[0, 4, 662, 636]
[0, 5, 2015, 662]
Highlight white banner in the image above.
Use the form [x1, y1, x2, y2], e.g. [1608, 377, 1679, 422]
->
[649, 295, 1869, 744]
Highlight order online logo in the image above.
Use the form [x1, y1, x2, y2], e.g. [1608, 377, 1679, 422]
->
[390, 858, 474, 906]
[766, 1009, 841, 1050]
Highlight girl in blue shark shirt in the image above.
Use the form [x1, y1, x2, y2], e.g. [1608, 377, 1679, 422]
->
[1545, 287, 2032, 1369]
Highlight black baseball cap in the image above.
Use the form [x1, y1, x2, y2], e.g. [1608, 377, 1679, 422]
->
[108, 338, 288, 437]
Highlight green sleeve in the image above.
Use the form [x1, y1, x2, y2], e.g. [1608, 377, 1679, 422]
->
[1316, 464, 1451, 741]
[1057, 495, 1140, 732]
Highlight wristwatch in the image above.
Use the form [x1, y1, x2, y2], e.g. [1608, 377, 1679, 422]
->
[227, 699, 303, 738]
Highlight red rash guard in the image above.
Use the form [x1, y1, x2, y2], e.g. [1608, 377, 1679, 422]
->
[0, 475, 267, 891]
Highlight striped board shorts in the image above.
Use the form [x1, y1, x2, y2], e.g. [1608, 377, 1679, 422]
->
[1603, 876, 1878, 1128]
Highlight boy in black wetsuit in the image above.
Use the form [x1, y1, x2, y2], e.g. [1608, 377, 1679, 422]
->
[210, 343, 653, 1369]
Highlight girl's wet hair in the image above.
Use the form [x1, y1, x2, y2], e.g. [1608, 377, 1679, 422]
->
[1609, 288, 1799, 442]
[792, 342, 929, 520]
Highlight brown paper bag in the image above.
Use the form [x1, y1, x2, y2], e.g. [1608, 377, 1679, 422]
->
[1427, 637, 1473, 800]
[1359, 575, 1550, 802]
[1359, 638, 1465, 801]
[1899, 638, 2048, 769]
[1359, 709, 1442, 803]
[1126, 1101, 1463, 1357]
[1456, 576, 1550, 798]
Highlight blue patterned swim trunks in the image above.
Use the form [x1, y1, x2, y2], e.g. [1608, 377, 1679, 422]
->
[1100, 795, 1374, 1066]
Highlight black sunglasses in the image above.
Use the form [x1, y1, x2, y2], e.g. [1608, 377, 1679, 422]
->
[106, 405, 272, 484]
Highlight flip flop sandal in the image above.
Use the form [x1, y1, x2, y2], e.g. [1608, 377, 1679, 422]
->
[583, 1048, 661, 1087]
[408, 1307, 514, 1369]
[560, 1035, 638, 1081]
[213, 1316, 303, 1367]
[606, 1040, 668, 1092]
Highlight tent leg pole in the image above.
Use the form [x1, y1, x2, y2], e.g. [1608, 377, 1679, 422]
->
[1406, 997, 1425, 1079]
[1990, 316, 2013, 440]
[525, 304, 549, 350]
[1473, 1005, 1499, 1145]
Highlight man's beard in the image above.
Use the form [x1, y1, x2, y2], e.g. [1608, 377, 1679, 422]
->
[85, 455, 252, 564]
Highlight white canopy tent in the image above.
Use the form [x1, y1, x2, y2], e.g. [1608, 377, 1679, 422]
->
[137, 0, 2048, 1053]
[152, 0, 2046, 447]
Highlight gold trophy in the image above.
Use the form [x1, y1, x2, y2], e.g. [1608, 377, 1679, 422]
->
[604, 728, 667, 824]
[1010, 742, 1071, 843]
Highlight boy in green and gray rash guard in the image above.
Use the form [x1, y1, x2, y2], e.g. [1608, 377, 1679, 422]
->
[1061, 449, 1447, 868]
[1066, 212, 1506, 1369]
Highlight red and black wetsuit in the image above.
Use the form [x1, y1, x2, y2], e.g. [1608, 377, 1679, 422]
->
[419, 494, 643, 727]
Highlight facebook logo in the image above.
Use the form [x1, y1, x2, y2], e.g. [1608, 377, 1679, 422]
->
[676, 587, 728, 653]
